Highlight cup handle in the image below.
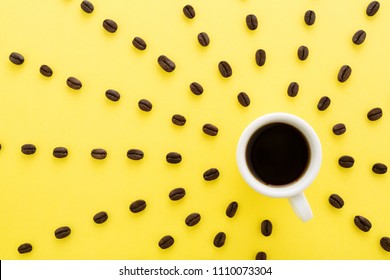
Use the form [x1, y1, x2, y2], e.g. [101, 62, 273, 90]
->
[288, 193, 313, 222]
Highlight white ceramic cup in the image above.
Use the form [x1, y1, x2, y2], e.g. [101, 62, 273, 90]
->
[236, 112, 322, 222]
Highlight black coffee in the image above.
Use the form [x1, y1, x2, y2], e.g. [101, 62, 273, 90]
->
[246, 123, 309, 186]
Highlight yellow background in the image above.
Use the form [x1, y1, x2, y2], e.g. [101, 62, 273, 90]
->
[0, 0, 389, 259]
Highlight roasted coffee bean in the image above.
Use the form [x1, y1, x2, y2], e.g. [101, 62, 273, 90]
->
[255, 251, 267, 260]
[169, 187, 186, 201]
[91, 148, 107, 159]
[127, 149, 144, 160]
[197, 32, 210, 47]
[185, 213, 201, 226]
[132, 37, 147, 50]
[237, 92, 250, 107]
[372, 163, 387, 174]
[159, 235, 174, 249]
[105, 89, 120, 102]
[354, 215, 372, 232]
[39, 64, 53, 77]
[338, 155, 355, 168]
[93, 211, 108, 224]
[255, 49, 266, 67]
[103, 19, 118, 33]
[183, 4, 195, 19]
[246, 14, 258, 30]
[203, 168, 220, 181]
[158, 55, 176, 72]
[261, 220, 273, 237]
[366, 1, 380, 16]
[172, 114, 186, 126]
[9, 52, 24, 65]
[337, 65, 352, 82]
[317, 96, 331, 111]
[138, 99, 152, 111]
[297, 45, 309, 61]
[80, 0, 94, 13]
[329, 194, 344, 209]
[21, 144, 36, 155]
[367, 107, 382, 121]
[226, 201, 238, 218]
[304, 10, 316, 26]
[287, 82, 299, 97]
[166, 152, 182, 164]
[380, 237, 390, 252]
[55, 226, 71, 239]
[213, 232, 226, 248]
[129, 199, 146, 213]
[218, 61, 232, 78]
[66, 77, 82, 90]
[352, 30, 366, 45]
[333, 123, 346, 135]
[203, 123, 218, 136]
[190, 82, 203, 95]
[53, 147, 68, 158]
[18, 243, 33, 254]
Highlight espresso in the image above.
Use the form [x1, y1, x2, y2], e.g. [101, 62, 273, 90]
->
[246, 123, 309, 186]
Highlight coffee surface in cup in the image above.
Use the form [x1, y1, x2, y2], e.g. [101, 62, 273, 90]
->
[246, 123, 309, 186]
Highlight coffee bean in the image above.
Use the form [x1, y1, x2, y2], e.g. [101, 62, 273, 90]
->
[197, 32, 210, 47]
[338, 155, 355, 168]
[159, 235, 174, 249]
[237, 92, 250, 107]
[169, 187, 186, 201]
[172, 114, 186, 126]
[337, 65, 352, 82]
[352, 30, 366, 45]
[255, 251, 267, 260]
[185, 213, 201, 226]
[190, 82, 203, 95]
[255, 49, 266, 67]
[213, 232, 226, 248]
[132, 37, 147, 50]
[21, 144, 36, 155]
[203, 123, 218, 136]
[317, 96, 331, 111]
[203, 168, 220, 181]
[372, 163, 387, 174]
[80, 0, 94, 13]
[9, 52, 24, 65]
[218, 61, 232, 78]
[158, 55, 176, 72]
[261, 220, 272, 237]
[55, 226, 71, 239]
[103, 19, 118, 33]
[39, 65, 53, 77]
[138, 99, 152, 112]
[246, 14, 258, 30]
[329, 194, 344, 209]
[183, 4, 195, 19]
[354, 215, 372, 232]
[127, 149, 144, 160]
[91, 148, 107, 159]
[304, 10, 316, 26]
[18, 243, 32, 254]
[93, 211, 108, 224]
[105, 89, 120, 102]
[166, 152, 182, 164]
[226, 201, 238, 218]
[366, 1, 380, 16]
[380, 237, 390, 252]
[53, 147, 68, 158]
[287, 82, 299, 97]
[367, 107, 382, 121]
[333, 123, 346, 135]
[66, 77, 82, 90]
[129, 199, 146, 213]
[297, 45, 309, 61]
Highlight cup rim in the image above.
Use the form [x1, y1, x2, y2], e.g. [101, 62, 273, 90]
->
[236, 112, 322, 198]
